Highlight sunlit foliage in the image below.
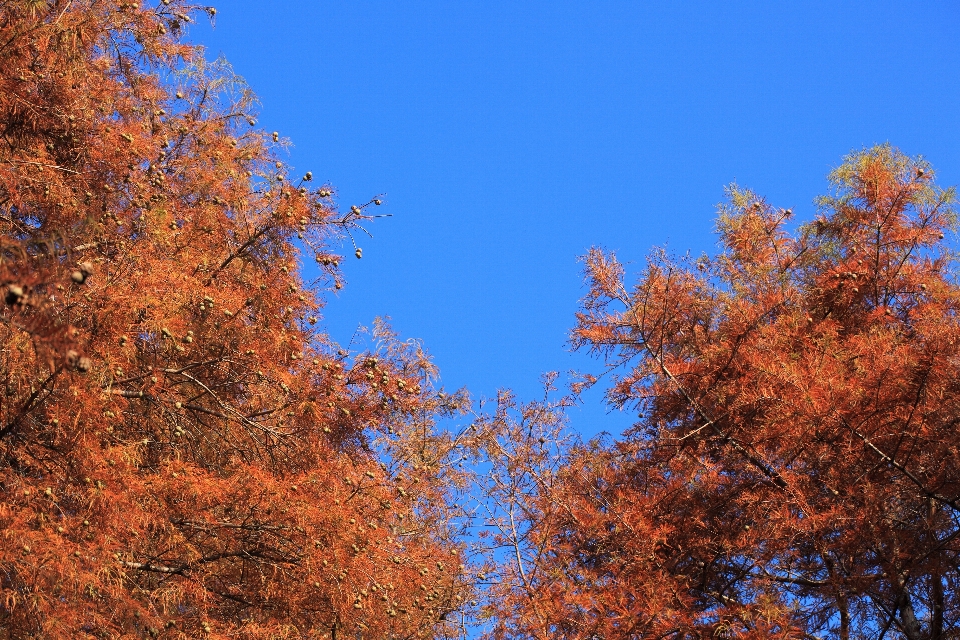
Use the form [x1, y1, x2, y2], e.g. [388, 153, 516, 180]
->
[484, 146, 960, 640]
[0, 1, 474, 637]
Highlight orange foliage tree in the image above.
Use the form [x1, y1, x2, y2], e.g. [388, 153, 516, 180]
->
[483, 146, 960, 639]
[0, 1, 474, 638]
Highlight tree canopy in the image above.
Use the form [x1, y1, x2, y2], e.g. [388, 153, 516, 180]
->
[0, 1, 473, 638]
[484, 145, 960, 640]
[3, 2, 960, 640]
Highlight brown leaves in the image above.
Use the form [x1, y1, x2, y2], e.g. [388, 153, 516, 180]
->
[0, 3, 470, 639]
[485, 146, 960, 639]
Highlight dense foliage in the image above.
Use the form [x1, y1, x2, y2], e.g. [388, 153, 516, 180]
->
[484, 146, 960, 640]
[4, 2, 959, 640]
[0, 1, 474, 638]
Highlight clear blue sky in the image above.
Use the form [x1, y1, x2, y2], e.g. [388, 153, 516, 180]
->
[192, 1, 960, 439]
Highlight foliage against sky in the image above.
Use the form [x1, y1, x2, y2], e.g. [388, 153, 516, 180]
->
[4, 2, 960, 640]
[0, 1, 476, 638]
[483, 146, 960, 640]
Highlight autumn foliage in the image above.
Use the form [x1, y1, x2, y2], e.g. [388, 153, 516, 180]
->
[483, 146, 960, 639]
[5, 2, 960, 639]
[0, 1, 474, 638]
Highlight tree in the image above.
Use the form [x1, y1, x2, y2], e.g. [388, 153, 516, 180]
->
[0, 1, 472, 638]
[484, 146, 960, 639]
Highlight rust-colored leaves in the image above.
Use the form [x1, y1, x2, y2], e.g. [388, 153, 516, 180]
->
[0, 3, 469, 639]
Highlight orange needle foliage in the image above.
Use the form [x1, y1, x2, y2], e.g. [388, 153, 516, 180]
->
[485, 146, 960, 639]
[0, 1, 473, 638]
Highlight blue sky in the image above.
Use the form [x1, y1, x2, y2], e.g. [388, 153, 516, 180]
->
[192, 1, 960, 439]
